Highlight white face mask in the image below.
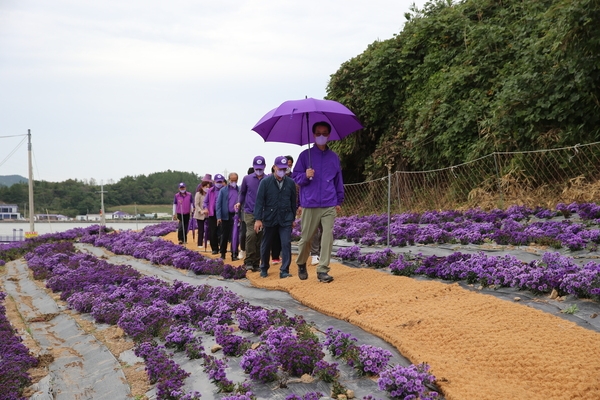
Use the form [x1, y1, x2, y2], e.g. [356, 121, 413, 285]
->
[255, 169, 264, 176]
[179, 189, 186, 193]
[315, 135, 328, 146]
[275, 170, 285, 178]
[215, 182, 224, 188]
[229, 182, 237, 189]
[286, 167, 291, 174]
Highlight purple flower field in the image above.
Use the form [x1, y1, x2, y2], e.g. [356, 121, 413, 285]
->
[1, 224, 436, 399]
[3, 202, 600, 399]
[328, 202, 600, 251]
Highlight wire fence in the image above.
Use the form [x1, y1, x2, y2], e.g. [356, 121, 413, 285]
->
[343, 142, 600, 216]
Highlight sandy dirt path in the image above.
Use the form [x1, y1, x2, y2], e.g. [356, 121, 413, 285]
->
[174, 235, 600, 400]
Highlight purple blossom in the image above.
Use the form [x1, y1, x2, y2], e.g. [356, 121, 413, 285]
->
[378, 363, 438, 400]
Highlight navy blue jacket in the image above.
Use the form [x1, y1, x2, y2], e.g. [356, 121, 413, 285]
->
[253, 175, 297, 227]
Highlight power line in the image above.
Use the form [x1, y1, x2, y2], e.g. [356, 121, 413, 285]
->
[0, 136, 27, 168]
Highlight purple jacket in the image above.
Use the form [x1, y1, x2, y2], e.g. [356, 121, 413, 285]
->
[238, 173, 265, 214]
[293, 145, 344, 208]
[173, 191, 194, 214]
[202, 186, 222, 217]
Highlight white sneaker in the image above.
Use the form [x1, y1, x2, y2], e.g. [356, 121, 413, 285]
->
[311, 255, 319, 265]
[238, 250, 246, 259]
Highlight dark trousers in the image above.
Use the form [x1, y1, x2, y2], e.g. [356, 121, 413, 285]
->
[208, 216, 219, 252]
[271, 233, 281, 260]
[260, 224, 292, 273]
[219, 213, 238, 256]
[177, 213, 191, 243]
[196, 218, 206, 246]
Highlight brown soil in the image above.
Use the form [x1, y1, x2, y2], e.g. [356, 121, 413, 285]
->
[170, 233, 600, 400]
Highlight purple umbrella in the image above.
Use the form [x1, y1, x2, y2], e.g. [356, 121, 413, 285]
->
[203, 218, 209, 251]
[252, 97, 363, 146]
[188, 217, 197, 241]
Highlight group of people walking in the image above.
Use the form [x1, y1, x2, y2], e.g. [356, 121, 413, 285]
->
[173, 121, 344, 283]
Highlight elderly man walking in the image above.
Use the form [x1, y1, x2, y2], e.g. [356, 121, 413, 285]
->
[293, 121, 344, 283]
[236, 156, 267, 271]
[254, 156, 297, 279]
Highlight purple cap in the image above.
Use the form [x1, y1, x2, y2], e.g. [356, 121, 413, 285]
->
[274, 156, 288, 169]
[201, 174, 212, 182]
[253, 156, 266, 170]
[179, 182, 186, 188]
[214, 174, 225, 182]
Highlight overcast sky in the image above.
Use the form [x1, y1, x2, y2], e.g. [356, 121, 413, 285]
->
[0, 0, 425, 184]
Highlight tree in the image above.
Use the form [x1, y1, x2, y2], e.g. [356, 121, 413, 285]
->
[327, 0, 600, 181]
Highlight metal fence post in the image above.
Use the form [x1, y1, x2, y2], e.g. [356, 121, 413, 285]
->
[493, 152, 503, 209]
[386, 163, 393, 247]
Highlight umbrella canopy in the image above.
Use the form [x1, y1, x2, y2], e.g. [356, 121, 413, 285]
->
[252, 97, 363, 146]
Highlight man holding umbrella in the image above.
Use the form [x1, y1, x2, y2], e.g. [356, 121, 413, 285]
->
[293, 121, 344, 283]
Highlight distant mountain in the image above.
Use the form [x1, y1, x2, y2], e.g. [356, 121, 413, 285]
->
[0, 175, 28, 187]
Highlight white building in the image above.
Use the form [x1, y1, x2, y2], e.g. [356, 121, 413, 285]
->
[0, 204, 22, 220]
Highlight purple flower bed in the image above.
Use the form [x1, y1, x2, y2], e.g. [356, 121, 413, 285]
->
[331, 202, 600, 251]
[79, 225, 246, 279]
[378, 363, 438, 400]
[0, 225, 112, 264]
[0, 291, 39, 400]
[324, 327, 438, 398]
[17, 239, 439, 399]
[337, 246, 600, 299]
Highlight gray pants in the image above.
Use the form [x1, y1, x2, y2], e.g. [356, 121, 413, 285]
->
[296, 207, 336, 274]
[243, 212, 263, 266]
[310, 223, 322, 256]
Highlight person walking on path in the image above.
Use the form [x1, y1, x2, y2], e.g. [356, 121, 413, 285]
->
[203, 173, 226, 254]
[269, 155, 298, 264]
[193, 175, 211, 247]
[236, 157, 266, 271]
[173, 182, 194, 245]
[292, 121, 344, 283]
[254, 156, 297, 279]
[216, 172, 240, 261]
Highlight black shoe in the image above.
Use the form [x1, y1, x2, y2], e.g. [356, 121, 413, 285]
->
[317, 272, 334, 283]
[220, 254, 226, 260]
[252, 265, 260, 272]
[298, 263, 308, 280]
[211, 251, 218, 255]
[260, 268, 268, 278]
[178, 241, 183, 245]
[280, 271, 292, 279]
[232, 255, 239, 261]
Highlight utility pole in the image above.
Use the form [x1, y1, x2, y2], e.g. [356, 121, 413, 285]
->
[97, 182, 107, 234]
[27, 129, 35, 234]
